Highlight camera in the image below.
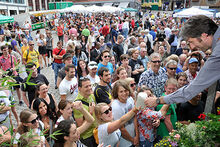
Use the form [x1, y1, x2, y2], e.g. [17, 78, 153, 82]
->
[157, 33, 166, 42]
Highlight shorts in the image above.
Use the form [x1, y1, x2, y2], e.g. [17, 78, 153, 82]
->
[12, 76, 23, 89]
[39, 46, 47, 55]
[47, 49, 53, 58]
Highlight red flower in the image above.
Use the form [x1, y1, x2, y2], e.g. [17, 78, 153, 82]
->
[218, 111, 220, 115]
[198, 114, 206, 120]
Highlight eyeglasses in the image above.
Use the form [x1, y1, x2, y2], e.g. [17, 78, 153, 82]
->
[168, 67, 177, 70]
[104, 55, 110, 58]
[151, 60, 161, 63]
[29, 116, 39, 124]
[102, 107, 112, 115]
[130, 83, 136, 87]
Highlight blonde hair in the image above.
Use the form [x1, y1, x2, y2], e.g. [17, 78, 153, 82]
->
[95, 103, 109, 124]
[167, 54, 179, 63]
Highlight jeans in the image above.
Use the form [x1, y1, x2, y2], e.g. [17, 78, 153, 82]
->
[139, 139, 153, 147]
[53, 62, 64, 86]
[122, 28, 129, 39]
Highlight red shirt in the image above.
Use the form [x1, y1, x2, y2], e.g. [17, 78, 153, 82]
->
[57, 26, 63, 36]
[53, 48, 66, 64]
[102, 25, 110, 36]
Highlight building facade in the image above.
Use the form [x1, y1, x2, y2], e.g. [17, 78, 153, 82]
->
[0, 0, 28, 16]
[28, 0, 48, 11]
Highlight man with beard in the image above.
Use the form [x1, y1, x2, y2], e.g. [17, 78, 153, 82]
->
[94, 67, 112, 105]
[59, 64, 78, 101]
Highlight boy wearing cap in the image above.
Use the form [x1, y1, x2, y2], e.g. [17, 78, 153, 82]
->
[185, 58, 199, 83]
[87, 61, 100, 91]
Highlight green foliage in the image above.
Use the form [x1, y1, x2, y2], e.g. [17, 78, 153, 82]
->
[155, 113, 220, 147]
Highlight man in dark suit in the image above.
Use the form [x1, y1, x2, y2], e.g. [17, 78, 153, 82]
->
[168, 29, 179, 54]
[90, 42, 101, 63]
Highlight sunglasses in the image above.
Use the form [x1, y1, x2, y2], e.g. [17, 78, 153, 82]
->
[152, 60, 161, 63]
[168, 67, 177, 70]
[89, 64, 97, 66]
[29, 116, 39, 124]
[130, 83, 136, 87]
[29, 44, 34, 46]
[104, 55, 110, 58]
[102, 107, 112, 115]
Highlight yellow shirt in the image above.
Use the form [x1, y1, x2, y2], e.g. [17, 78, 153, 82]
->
[23, 49, 40, 68]
[21, 45, 29, 55]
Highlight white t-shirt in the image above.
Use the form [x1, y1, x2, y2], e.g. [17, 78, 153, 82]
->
[0, 91, 10, 122]
[87, 74, 100, 91]
[112, 97, 135, 147]
[98, 122, 121, 147]
[59, 77, 78, 102]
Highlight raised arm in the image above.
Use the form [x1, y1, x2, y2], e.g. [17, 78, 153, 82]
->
[107, 107, 138, 134]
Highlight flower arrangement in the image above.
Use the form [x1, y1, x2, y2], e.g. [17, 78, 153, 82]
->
[155, 113, 220, 147]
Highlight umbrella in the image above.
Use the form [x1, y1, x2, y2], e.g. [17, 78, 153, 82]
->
[0, 15, 14, 24]
[173, 7, 214, 18]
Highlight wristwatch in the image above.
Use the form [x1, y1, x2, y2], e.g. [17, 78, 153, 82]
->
[156, 98, 160, 104]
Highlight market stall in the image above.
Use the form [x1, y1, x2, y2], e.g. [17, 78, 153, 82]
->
[0, 14, 14, 24]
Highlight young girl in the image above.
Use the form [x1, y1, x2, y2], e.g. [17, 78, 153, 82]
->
[32, 98, 57, 146]
[77, 59, 89, 79]
[95, 103, 139, 147]
[14, 109, 46, 146]
[38, 34, 47, 68]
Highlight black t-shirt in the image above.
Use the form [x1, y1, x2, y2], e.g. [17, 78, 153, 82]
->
[129, 58, 143, 84]
[113, 43, 123, 62]
[21, 74, 49, 106]
[94, 85, 111, 104]
[177, 101, 204, 122]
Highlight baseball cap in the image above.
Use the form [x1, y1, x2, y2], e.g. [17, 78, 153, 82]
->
[189, 58, 198, 64]
[63, 53, 72, 61]
[88, 61, 98, 69]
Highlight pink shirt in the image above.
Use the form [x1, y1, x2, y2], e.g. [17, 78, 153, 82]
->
[0, 54, 18, 75]
[69, 28, 77, 37]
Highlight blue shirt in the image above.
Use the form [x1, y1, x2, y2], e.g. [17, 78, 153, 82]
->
[97, 62, 114, 75]
[138, 67, 168, 97]
[149, 31, 156, 41]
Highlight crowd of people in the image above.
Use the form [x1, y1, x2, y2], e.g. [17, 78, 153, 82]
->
[0, 11, 219, 147]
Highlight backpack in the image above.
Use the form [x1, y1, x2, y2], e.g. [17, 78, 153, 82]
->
[26, 49, 38, 62]
[146, 36, 154, 56]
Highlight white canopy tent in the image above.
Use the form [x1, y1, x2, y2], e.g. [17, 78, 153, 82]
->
[216, 12, 220, 18]
[59, 5, 123, 13]
[59, 5, 87, 13]
[99, 6, 123, 13]
[118, 2, 129, 8]
[173, 7, 214, 18]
